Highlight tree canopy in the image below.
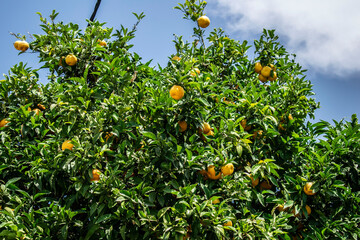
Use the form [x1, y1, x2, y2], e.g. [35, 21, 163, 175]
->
[0, 1, 359, 239]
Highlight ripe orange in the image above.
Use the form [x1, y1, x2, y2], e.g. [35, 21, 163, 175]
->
[190, 68, 201, 77]
[37, 104, 46, 111]
[240, 119, 251, 131]
[169, 85, 185, 100]
[62, 140, 74, 151]
[14, 40, 29, 52]
[91, 169, 101, 182]
[304, 182, 316, 195]
[268, 71, 277, 81]
[247, 174, 259, 187]
[0, 119, 10, 128]
[197, 16, 210, 28]
[172, 56, 181, 62]
[205, 130, 214, 136]
[65, 54, 77, 66]
[223, 221, 232, 227]
[258, 74, 268, 83]
[277, 204, 289, 212]
[212, 198, 220, 204]
[254, 62, 262, 73]
[277, 204, 285, 212]
[260, 66, 272, 78]
[221, 163, 234, 176]
[178, 121, 187, 132]
[207, 165, 222, 180]
[97, 40, 107, 46]
[292, 205, 311, 217]
[259, 181, 272, 190]
[32, 108, 41, 116]
[200, 122, 211, 134]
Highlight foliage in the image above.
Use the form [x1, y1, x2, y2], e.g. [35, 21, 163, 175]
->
[0, 2, 359, 240]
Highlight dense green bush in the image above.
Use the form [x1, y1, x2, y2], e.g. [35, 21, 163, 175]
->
[0, 1, 359, 239]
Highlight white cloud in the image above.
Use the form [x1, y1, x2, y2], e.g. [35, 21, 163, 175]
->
[210, 0, 360, 75]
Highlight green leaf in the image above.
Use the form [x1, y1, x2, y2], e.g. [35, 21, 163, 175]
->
[84, 224, 100, 240]
[5, 177, 21, 187]
[142, 131, 157, 140]
[95, 214, 112, 224]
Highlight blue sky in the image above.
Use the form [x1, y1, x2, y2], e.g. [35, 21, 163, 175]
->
[1, 0, 359, 124]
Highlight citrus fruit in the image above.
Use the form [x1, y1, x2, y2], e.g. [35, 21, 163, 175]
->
[169, 85, 185, 100]
[277, 204, 285, 212]
[178, 121, 187, 132]
[304, 182, 316, 195]
[97, 40, 107, 46]
[240, 119, 251, 131]
[221, 163, 234, 176]
[197, 16, 210, 28]
[91, 169, 101, 182]
[13, 41, 20, 50]
[247, 174, 259, 187]
[288, 114, 294, 120]
[65, 54, 77, 66]
[212, 198, 220, 204]
[200, 122, 211, 134]
[260, 66, 272, 78]
[268, 71, 277, 81]
[277, 204, 289, 212]
[254, 62, 262, 73]
[292, 205, 311, 217]
[172, 56, 181, 61]
[223, 221, 232, 227]
[37, 104, 46, 110]
[258, 74, 268, 83]
[0, 119, 10, 128]
[259, 181, 272, 190]
[62, 140, 74, 151]
[14, 40, 29, 52]
[190, 68, 201, 77]
[205, 130, 214, 136]
[207, 165, 222, 180]
[32, 108, 41, 116]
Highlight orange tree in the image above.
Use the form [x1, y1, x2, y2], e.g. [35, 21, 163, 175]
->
[0, 1, 359, 239]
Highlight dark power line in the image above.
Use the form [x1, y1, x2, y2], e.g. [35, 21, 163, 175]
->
[88, 0, 102, 26]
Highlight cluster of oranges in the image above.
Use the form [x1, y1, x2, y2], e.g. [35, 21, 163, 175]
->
[254, 62, 277, 83]
[1, 104, 47, 128]
[14, 38, 107, 67]
[276, 182, 315, 218]
[61, 139, 101, 182]
[168, 14, 210, 101]
[12, 37, 107, 182]
[199, 163, 234, 180]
